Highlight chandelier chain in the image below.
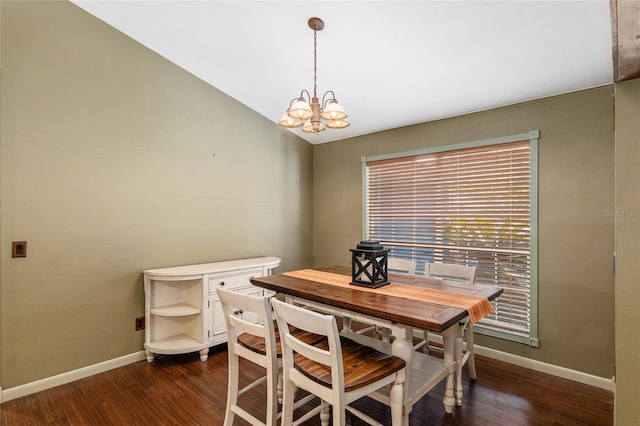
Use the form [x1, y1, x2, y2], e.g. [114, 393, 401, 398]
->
[313, 28, 318, 99]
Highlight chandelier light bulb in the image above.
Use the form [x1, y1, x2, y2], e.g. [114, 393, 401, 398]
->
[279, 113, 302, 128]
[288, 98, 313, 120]
[321, 100, 347, 121]
[302, 119, 325, 133]
[326, 118, 350, 129]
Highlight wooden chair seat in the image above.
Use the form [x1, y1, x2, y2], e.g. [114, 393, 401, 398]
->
[237, 323, 324, 357]
[295, 336, 406, 392]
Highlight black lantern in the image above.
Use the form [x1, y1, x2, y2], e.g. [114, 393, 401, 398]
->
[350, 241, 390, 288]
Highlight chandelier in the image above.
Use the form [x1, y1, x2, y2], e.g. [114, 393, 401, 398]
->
[279, 17, 350, 133]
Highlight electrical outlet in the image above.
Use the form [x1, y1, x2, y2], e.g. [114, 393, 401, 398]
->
[135, 316, 145, 331]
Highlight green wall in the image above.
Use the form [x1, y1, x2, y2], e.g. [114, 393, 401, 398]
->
[0, 0, 630, 409]
[0, 0, 312, 389]
[313, 86, 615, 379]
[614, 77, 640, 425]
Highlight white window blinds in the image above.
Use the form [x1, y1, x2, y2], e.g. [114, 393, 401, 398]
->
[365, 139, 533, 338]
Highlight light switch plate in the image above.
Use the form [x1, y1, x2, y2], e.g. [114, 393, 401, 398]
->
[12, 241, 27, 258]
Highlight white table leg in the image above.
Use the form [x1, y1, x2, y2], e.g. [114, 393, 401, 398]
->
[455, 322, 466, 406]
[342, 316, 353, 333]
[441, 325, 458, 413]
[390, 324, 413, 426]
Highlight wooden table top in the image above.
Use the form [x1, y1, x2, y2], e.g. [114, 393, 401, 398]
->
[251, 265, 503, 332]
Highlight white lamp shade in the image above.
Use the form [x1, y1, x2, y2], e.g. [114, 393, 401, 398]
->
[326, 118, 350, 129]
[288, 100, 313, 120]
[279, 113, 303, 128]
[302, 119, 325, 133]
[321, 101, 347, 120]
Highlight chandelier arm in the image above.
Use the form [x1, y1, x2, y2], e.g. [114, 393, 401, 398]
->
[299, 89, 311, 102]
[321, 90, 337, 110]
[288, 89, 311, 109]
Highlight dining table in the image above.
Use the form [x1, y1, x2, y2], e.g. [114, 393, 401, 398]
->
[250, 265, 503, 426]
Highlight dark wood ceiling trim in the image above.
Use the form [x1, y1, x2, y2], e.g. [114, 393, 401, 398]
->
[612, 0, 640, 81]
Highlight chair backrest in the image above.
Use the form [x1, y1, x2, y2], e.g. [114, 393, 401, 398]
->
[271, 298, 344, 403]
[217, 288, 281, 426]
[272, 298, 406, 426]
[387, 257, 417, 275]
[217, 287, 278, 369]
[424, 262, 477, 284]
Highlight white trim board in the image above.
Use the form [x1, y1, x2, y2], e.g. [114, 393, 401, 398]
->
[1, 351, 146, 403]
[423, 333, 615, 392]
[474, 345, 615, 392]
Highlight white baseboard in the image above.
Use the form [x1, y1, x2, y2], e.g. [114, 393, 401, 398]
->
[0, 339, 616, 404]
[473, 345, 615, 392]
[1, 351, 146, 403]
[425, 333, 615, 392]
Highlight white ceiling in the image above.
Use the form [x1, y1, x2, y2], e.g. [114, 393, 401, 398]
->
[71, 1, 614, 145]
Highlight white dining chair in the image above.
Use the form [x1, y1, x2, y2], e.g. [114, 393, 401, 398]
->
[388, 257, 417, 275]
[217, 288, 323, 426]
[425, 262, 477, 284]
[424, 262, 479, 379]
[272, 298, 406, 426]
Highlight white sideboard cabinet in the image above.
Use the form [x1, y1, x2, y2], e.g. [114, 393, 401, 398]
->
[143, 256, 281, 362]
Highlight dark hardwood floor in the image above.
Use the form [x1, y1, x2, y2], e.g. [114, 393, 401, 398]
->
[0, 344, 613, 425]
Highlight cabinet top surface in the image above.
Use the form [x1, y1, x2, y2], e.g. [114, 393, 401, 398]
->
[144, 256, 281, 277]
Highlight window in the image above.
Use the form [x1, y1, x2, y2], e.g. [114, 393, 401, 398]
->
[363, 131, 539, 346]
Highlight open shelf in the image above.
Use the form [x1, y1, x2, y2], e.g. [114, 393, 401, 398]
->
[150, 303, 201, 317]
[342, 331, 452, 405]
[144, 333, 211, 355]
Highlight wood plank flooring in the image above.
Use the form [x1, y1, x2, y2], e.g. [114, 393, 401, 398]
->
[0, 344, 614, 425]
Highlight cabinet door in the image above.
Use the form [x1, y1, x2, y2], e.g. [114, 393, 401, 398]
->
[207, 269, 264, 344]
[208, 285, 265, 345]
[208, 294, 227, 344]
[236, 285, 264, 325]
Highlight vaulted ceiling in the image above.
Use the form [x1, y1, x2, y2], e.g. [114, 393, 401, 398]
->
[71, 1, 614, 144]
